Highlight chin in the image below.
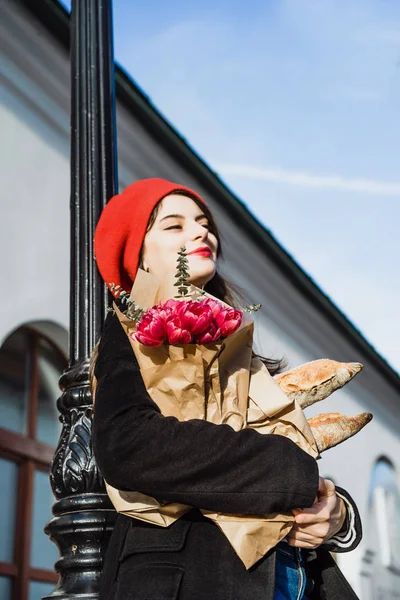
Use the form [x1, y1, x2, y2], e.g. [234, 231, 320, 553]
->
[189, 267, 216, 289]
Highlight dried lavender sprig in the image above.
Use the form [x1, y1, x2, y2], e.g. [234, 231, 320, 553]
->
[109, 282, 145, 323]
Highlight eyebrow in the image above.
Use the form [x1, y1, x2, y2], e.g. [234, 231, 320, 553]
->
[159, 213, 209, 223]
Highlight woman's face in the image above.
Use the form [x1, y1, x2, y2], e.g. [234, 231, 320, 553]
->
[141, 194, 218, 288]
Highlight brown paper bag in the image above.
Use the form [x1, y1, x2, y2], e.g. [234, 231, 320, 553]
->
[103, 269, 319, 569]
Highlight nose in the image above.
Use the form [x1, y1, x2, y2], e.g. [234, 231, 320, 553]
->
[190, 221, 209, 242]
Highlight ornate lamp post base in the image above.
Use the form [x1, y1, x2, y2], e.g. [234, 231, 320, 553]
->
[44, 495, 116, 598]
[46, 361, 118, 597]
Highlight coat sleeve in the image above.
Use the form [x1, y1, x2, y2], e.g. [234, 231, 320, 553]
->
[92, 312, 320, 515]
[320, 486, 363, 553]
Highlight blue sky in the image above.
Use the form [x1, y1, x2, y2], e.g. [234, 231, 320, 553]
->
[62, 0, 400, 372]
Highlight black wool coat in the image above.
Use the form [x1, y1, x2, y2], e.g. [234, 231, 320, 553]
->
[93, 313, 362, 600]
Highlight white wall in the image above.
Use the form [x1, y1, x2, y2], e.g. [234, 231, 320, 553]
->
[1, 1, 399, 597]
[0, 79, 70, 346]
[1, 0, 71, 345]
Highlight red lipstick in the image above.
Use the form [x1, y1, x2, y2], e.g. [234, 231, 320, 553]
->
[188, 246, 212, 257]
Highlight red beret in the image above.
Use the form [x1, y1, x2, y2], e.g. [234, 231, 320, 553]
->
[94, 178, 206, 294]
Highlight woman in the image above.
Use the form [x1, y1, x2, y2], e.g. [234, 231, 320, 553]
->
[92, 178, 362, 600]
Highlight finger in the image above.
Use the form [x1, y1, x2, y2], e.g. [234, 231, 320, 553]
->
[287, 526, 326, 543]
[294, 506, 331, 525]
[287, 530, 317, 543]
[318, 477, 336, 497]
[294, 494, 336, 518]
[291, 521, 331, 539]
[287, 539, 322, 549]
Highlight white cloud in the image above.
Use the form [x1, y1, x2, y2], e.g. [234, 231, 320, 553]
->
[216, 164, 400, 196]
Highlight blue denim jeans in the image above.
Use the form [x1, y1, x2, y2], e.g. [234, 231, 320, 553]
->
[274, 541, 314, 600]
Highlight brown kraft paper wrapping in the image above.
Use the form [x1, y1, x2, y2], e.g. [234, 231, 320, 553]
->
[102, 269, 319, 569]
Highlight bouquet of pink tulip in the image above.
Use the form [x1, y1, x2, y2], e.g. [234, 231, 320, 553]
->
[132, 297, 242, 347]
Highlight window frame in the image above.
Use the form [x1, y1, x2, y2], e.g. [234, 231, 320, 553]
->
[0, 325, 67, 600]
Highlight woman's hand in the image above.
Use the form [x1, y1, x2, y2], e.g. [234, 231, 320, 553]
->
[286, 477, 347, 549]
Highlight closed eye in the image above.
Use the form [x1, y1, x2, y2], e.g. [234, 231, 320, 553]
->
[165, 222, 211, 231]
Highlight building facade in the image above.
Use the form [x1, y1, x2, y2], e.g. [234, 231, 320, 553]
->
[1, 1, 399, 598]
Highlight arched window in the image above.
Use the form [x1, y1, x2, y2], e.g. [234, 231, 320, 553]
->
[0, 325, 67, 600]
[369, 457, 400, 572]
[362, 456, 400, 600]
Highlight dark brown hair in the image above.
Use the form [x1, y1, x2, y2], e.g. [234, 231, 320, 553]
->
[139, 191, 287, 376]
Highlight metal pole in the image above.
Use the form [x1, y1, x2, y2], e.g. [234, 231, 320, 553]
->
[44, 0, 118, 597]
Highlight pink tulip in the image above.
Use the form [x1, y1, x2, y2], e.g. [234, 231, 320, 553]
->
[199, 297, 223, 320]
[133, 331, 164, 347]
[133, 312, 166, 347]
[215, 307, 242, 337]
[195, 322, 222, 344]
[149, 303, 174, 323]
[177, 301, 213, 335]
[162, 299, 183, 312]
[156, 299, 190, 325]
[166, 315, 192, 345]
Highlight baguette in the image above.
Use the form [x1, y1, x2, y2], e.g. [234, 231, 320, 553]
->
[274, 359, 363, 409]
[308, 411, 373, 452]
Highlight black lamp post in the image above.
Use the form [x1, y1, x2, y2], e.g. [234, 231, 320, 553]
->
[44, 0, 118, 597]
